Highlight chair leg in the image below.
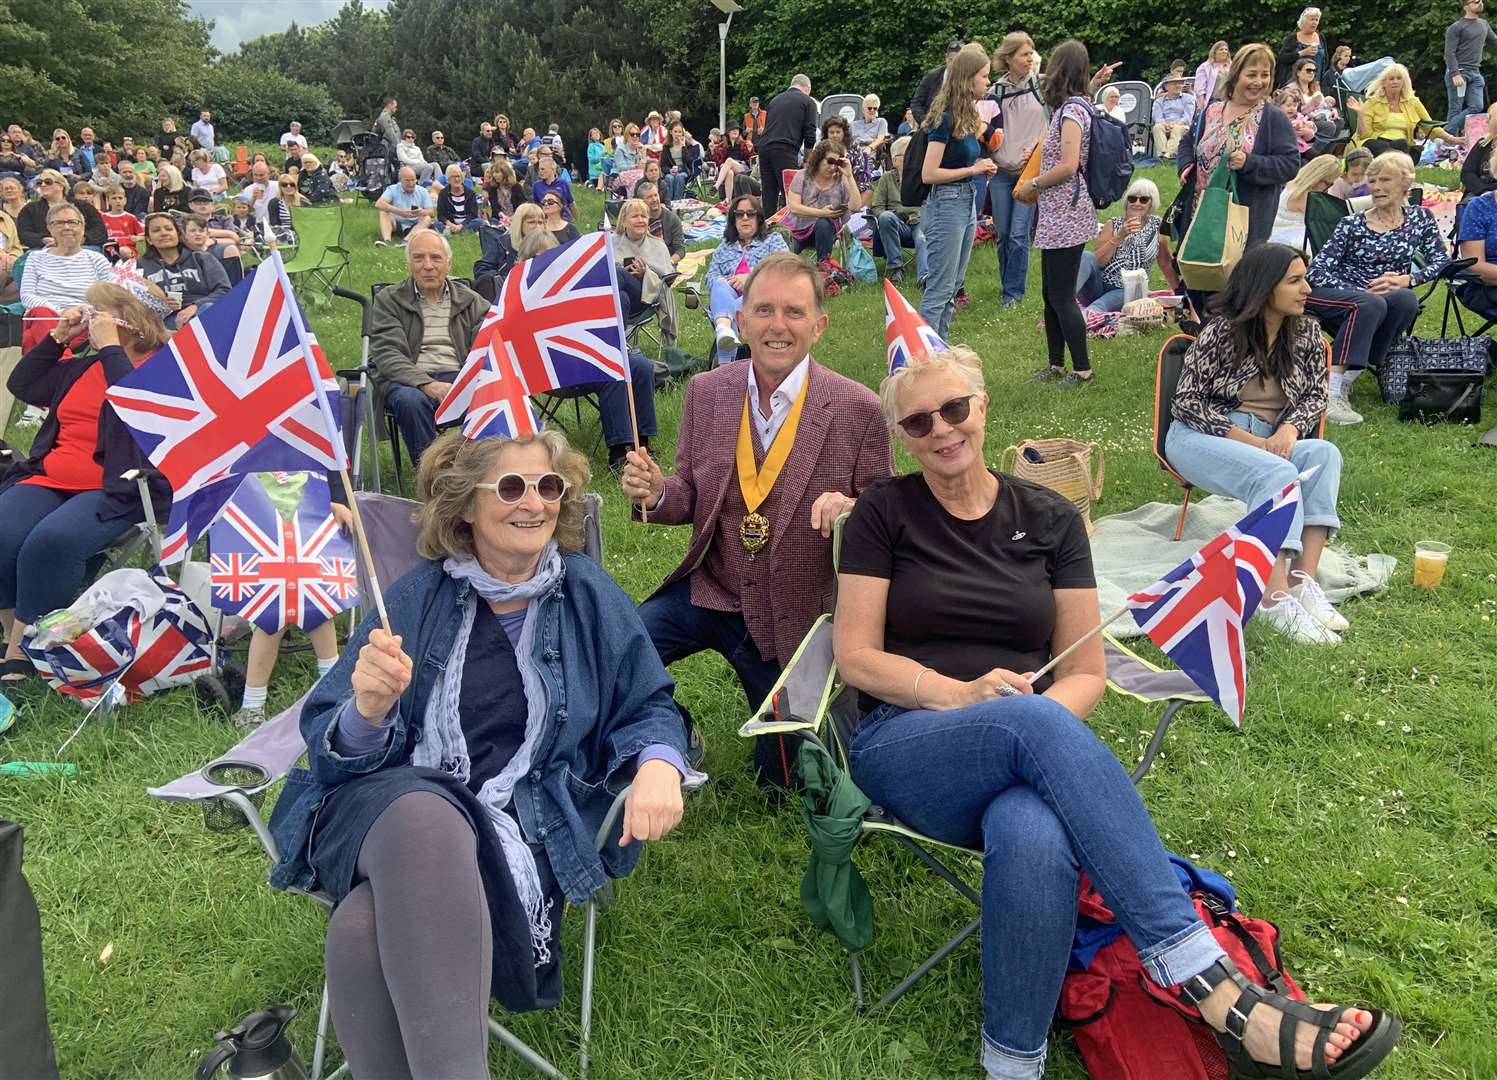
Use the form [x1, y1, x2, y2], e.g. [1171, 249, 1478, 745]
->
[488, 1017, 565, 1079]
[849, 950, 866, 1011]
[1131, 699, 1188, 784]
[1173, 487, 1192, 542]
[867, 916, 981, 1015]
[579, 896, 600, 1079]
[312, 979, 333, 1079]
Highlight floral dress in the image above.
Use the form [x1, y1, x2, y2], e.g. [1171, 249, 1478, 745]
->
[1035, 97, 1095, 250]
[1194, 102, 1264, 208]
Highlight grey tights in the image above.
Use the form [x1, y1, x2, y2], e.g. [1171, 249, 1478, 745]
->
[324, 791, 493, 1079]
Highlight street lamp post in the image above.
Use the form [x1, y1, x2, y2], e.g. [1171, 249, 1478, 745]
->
[711, 0, 743, 136]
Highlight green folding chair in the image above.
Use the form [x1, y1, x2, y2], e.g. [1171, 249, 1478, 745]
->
[282, 205, 351, 305]
[740, 516, 1211, 1014]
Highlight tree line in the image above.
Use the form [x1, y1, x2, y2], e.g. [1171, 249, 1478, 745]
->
[0, 0, 1461, 151]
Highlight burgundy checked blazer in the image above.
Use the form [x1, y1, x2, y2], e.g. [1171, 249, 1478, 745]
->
[644, 358, 892, 664]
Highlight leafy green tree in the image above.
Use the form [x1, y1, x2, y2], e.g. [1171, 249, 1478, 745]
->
[196, 59, 341, 144]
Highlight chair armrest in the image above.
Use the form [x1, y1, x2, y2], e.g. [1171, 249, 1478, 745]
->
[739, 614, 838, 738]
[1437, 256, 1478, 280]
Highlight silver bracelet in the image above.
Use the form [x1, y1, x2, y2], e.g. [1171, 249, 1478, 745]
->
[912, 666, 932, 710]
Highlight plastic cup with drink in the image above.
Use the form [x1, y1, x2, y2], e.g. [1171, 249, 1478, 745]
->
[1412, 541, 1451, 589]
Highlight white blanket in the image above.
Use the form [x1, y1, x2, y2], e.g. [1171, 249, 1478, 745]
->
[1091, 496, 1397, 638]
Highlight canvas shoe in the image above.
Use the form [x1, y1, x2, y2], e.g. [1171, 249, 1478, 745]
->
[1325, 393, 1363, 425]
[1291, 570, 1349, 632]
[231, 704, 266, 729]
[1258, 590, 1341, 645]
[714, 321, 740, 354]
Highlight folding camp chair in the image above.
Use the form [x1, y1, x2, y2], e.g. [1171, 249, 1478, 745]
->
[282, 205, 351, 305]
[1095, 81, 1155, 159]
[148, 492, 657, 1079]
[739, 518, 1211, 1015]
[330, 287, 381, 494]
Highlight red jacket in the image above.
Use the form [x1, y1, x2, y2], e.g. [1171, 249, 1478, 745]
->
[642, 358, 891, 664]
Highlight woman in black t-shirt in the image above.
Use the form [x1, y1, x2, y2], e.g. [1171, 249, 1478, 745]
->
[833, 348, 1400, 1080]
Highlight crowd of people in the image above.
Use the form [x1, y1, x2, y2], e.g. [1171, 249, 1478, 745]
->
[9, 11, 1496, 1077]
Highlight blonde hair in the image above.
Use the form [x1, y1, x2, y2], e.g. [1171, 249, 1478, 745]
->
[414, 430, 591, 558]
[85, 282, 171, 351]
[994, 31, 1035, 76]
[1286, 154, 1342, 199]
[617, 197, 649, 228]
[878, 346, 987, 434]
[276, 173, 301, 205]
[1222, 43, 1277, 100]
[1367, 150, 1415, 190]
[487, 157, 516, 187]
[924, 42, 990, 139]
[157, 163, 185, 192]
[1367, 63, 1414, 104]
[518, 229, 558, 260]
[507, 202, 543, 245]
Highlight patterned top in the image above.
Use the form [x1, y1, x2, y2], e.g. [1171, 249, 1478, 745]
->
[1195, 101, 1264, 204]
[1099, 214, 1163, 288]
[1036, 97, 1095, 250]
[1307, 206, 1450, 290]
[704, 231, 790, 289]
[1173, 316, 1328, 438]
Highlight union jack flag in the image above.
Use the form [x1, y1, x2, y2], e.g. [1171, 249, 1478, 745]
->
[24, 576, 214, 704]
[1125, 478, 1304, 726]
[208, 472, 358, 633]
[105, 253, 347, 562]
[884, 278, 948, 373]
[436, 232, 628, 439]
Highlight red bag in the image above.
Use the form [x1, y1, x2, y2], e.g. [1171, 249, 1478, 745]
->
[1058, 875, 1306, 1080]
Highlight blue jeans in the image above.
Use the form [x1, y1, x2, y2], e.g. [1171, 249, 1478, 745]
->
[0, 486, 132, 623]
[849, 696, 1226, 1079]
[382, 370, 460, 465]
[920, 179, 976, 338]
[709, 279, 744, 364]
[1074, 250, 1126, 313]
[569, 349, 658, 449]
[1445, 67, 1486, 135]
[872, 211, 927, 279]
[974, 172, 990, 222]
[990, 171, 1036, 304]
[1165, 411, 1342, 556]
[793, 217, 839, 261]
[661, 173, 687, 202]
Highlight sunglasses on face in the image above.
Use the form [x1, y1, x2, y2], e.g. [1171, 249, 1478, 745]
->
[490, 472, 568, 504]
[897, 395, 974, 438]
[733, 209, 760, 219]
[543, 198, 561, 207]
[280, 182, 296, 189]
[38, 178, 59, 186]
[1126, 195, 1150, 204]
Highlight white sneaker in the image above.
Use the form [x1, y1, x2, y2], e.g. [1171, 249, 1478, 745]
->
[1290, 570, 1349, 632]
[1258, 590, 1341, 645]
[715, 321, 740, 353]
[1325, 393, 1363, 426]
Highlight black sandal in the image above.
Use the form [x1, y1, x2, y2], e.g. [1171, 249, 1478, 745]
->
[1179, 958, 1403, 1079]
[0, 657, 34, 683]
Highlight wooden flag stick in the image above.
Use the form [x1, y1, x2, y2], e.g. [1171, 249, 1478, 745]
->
[622, 375, 649, 523]
[339, 466, 391, 633]
[1027, 604, 1131, 684]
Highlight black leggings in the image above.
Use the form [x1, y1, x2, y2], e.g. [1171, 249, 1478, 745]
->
[1041, 243, 1090, 372]
[325, 791, 493, 1080]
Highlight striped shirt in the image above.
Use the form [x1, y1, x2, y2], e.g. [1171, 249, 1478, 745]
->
[19, 247, 111, 311]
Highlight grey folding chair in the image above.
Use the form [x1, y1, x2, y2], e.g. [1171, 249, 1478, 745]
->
[149, 492, 653, 1079]
[740, 518, 1211, 1015]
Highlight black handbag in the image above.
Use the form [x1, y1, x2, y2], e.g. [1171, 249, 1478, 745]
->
[1378, 335, 1489, 403]
[1399, 368, 1485, 424]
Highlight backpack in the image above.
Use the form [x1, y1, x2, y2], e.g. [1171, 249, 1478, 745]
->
[1075, 100, 1134, 210]
[1058, 864, 1307, 1080]
[900, 125, 932, 207]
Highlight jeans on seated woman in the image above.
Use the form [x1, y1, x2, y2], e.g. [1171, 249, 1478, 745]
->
[793, 216, 839, 261]
[1073, 249, 1126, 313]
[661, 172, 687, 203]
[709, 278, 744, 364]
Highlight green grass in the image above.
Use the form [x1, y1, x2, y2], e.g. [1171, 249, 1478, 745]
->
[3, 168, 1495, 1079]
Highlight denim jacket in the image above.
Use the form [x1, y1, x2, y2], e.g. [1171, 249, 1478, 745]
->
[704, 232, 789, 290]
[268, 552, 688, 904]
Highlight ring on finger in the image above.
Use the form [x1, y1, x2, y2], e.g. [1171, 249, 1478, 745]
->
[997, 683, 1020, 697]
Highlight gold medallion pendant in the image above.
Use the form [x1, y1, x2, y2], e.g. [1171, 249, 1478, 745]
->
[740, 511, 770, 557]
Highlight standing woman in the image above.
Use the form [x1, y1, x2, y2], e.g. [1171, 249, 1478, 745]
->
[1178, 43, 1302, 254]
[1022, 40, 1096, 386]
[918, 42, 998, 339]
[1195, 41, 1232, 112]
[1276, 7, 1327, 88]
[989, 32, 1044, 307]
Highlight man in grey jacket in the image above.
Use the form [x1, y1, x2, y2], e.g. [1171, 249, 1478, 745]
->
[375, 96, 402, 157]
[1446, 0, 1497, 133]
[368, 230, 488, 463]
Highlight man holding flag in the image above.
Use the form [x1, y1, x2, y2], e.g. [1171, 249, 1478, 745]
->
[620, 252, 892, 792]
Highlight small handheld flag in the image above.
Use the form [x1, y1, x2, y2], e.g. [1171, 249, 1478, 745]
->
[883, 278, 948, 373]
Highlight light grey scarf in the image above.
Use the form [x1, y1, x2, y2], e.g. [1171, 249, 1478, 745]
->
[414, 542, 564, 963]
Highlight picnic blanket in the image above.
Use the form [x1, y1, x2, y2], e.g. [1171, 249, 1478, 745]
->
[1091, 495, 1396, 639]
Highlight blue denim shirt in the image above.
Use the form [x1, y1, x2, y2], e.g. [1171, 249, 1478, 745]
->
[267, 552, 688, 904]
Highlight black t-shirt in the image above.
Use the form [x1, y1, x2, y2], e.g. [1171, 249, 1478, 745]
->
[838, 471, 1096, 710]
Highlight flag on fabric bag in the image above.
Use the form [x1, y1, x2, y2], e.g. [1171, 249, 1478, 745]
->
[23, 570, 213, 703]
[209, 472, 358, 633]
[1124, 478, 1304, 726]
[436, 231, 628, 440]
[105, 252, 346, 561]
[883, 278, 948, 373]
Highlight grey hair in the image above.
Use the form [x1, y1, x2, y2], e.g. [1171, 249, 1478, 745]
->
[877, 345, 987, 434]
[1367, 149, 1415, 190]
[791, 73, 812, 91]
[46, 200, 85, 225]
[1299, 6, 1321, 22]
[404, 228, 452, 267]
[1124, 176, 1161, 214]
[863, 93, 880, 107]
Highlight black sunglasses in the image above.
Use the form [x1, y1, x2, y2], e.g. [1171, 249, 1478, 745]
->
[491, 472, 568, 504]
[897, 395, 974, 438]
[732, 208, 760, 219]
[1126, 195, 1151, 204]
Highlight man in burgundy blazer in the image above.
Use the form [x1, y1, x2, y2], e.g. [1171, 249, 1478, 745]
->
[621, 253, 892, 790]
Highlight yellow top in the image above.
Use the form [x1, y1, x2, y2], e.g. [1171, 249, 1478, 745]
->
[1352, 95, 1450, 147]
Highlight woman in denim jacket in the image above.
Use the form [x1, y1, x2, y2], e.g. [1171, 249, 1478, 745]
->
[268, 429, 691, 1078]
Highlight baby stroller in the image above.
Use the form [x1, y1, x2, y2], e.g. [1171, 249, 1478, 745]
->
[351, 131, 391, 203]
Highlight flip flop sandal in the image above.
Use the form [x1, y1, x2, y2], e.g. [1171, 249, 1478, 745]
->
[0, 657, 36, 683]
[1180, 958, 1403, 1079]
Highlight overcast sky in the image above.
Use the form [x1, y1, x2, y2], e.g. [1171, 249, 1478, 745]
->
[189, 0, 389, 53]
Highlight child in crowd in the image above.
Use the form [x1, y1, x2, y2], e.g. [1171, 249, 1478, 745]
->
[101, 187, 145, 254]
[587, 127, 606, 191]
[1274, 87, 1317, 156]
[1328, 147, 1372, 199]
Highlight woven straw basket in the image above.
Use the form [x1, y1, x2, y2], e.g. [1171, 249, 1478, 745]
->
[999, 438, 1105, 534]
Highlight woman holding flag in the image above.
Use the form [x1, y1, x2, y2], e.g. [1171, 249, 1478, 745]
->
[0, 282, 172, 682]
[267, 429, 691, 1078]
[830, 344, 1400, 1080]
[1167, 242, 1347, 645]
